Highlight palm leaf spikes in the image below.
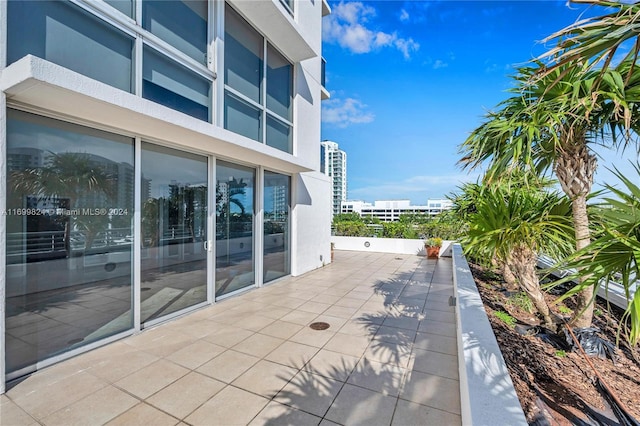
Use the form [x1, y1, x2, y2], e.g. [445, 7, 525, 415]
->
[538, 0, 640, 78]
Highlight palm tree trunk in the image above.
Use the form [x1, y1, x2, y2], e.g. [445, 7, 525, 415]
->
[570, 194, 595, 328]
[555, 134, 596, 328]
[509, 246, 555, 329]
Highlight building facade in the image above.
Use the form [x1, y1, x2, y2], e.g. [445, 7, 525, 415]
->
[320, 140, 347, 215]
[0, 0, 331, 391]
[341, 199, 453, 222]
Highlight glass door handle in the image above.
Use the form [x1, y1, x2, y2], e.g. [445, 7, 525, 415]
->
[204, 240, 212, 252]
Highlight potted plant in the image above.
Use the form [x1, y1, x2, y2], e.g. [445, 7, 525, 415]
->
[424, 237, 442, 258]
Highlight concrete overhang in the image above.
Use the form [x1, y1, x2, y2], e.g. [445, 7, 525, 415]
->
[231, 0, 317, 62]
[0, 56, 315, 175]
[322, 0, 331, 16]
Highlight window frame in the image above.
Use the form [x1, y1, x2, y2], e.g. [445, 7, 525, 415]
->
[223, 4, 294, 153]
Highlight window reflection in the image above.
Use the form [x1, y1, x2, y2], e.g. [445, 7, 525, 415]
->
[8, 0, 134, 92]
[215, 161, 255, 297]
[140, 143, 208, 323]
[5, 110, 134, 374]
[264, 171, 290, 282]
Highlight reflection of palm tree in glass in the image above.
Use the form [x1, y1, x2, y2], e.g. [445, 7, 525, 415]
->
[10, 152, 114, 254]
[217, 178, 247, 239]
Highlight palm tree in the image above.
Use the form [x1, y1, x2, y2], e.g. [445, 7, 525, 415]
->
[463, 182, 574, 329]
[460, 60, 640, 328]
[539, 0, 640, 76]
[553, 163, 640, 345]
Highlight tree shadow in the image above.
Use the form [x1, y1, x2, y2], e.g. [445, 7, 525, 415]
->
[258, 260, 449, 425]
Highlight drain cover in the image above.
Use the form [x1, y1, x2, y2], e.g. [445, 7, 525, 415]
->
[309, 322, 330, 330]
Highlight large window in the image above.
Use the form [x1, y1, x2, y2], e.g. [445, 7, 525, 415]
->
[224, 6, 293, 153]
[5, 110, 135, 375]
[7, 0, 134, 92]
[264, 171, 290, 282]
[143, 46, 211, 121]
[140, 144, 208, 324]
[142, 0, 208, 64]
[215, 161, 255, 297]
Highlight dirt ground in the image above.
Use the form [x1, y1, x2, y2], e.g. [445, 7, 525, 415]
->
[469, 263, 640, 425]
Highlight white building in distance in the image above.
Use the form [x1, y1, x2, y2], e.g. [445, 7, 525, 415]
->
[341, 199, 453, 222]
[320, 140, 347, 215]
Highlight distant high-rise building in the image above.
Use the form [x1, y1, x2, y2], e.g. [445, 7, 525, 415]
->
[321, 140, 347, 215]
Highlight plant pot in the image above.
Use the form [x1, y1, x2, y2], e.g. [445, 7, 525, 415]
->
[426, 246, 440, 258]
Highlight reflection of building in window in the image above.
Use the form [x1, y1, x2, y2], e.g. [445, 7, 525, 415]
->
[341, 199, 453, 222]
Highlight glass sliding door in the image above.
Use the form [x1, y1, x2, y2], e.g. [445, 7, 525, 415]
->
[215, 161, 255, 297]
[5, 110, 134, 375]
[263, 171, 290, 282]
[140, 144, 208, 324]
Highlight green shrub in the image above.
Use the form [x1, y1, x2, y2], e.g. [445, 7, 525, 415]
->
[494, 311, 517, 328]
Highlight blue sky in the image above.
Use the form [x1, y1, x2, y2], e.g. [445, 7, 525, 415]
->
[320, 1, 638, 204]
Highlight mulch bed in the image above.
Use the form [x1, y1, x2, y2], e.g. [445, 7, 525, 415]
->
[469, 263, 640, 425]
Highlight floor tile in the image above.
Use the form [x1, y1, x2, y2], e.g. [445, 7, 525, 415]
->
[298, 301, 332, 314]
[232, 333, 284, 358]
[382, 315, 421, 331]
[409, 348, 458, 379]
[146, 372, 225, 419]
[400, 370, 460, 414]
[280, 310, 318, 325]
[338, 319, 379, 337]
[347, 358, 406, 397]
[325, 383, 397, 426]
[196, 349, 260, 384]
[392, 399, 461, 425]
[323, 333, 370, 357]
[201, 325, 255, 348]
[9, 371, 108, 420]
[265, 341, 320, 369]
[413, 332, 457, 356]
[106, 403, 179, 426]
[0, 395, 39, 426]
[304, 349, 359, 382]
[41, 385, 137, 426]
[274, 371, 343, 417]
[363, 341, 412, 368]
[422, 309, 456, 324]
[417, 318, 456, 337]
[114, 358, 188, 399]
[249, 401, 322, 426]
[166, 340, 226, 370]
[232, 360, 298, 398]
[184, 385, 269, 426]
[304, 349, 360, 382]
[323, 305, 360, 319]
[289, 327, 336, 348]
[258, 320, 304, 340]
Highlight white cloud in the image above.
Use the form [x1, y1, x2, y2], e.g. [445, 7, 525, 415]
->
[322, 96, 375, 128]
[399, 9, 410, 22]
[433, 59, 448, 69]
[323, 2, 419, 59]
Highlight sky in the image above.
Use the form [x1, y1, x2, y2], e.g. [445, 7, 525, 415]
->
[320, 0, 639, 205]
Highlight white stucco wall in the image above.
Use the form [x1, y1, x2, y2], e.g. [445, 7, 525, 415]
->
[291, 171, 332, 275]
[331, 236, 454, 257]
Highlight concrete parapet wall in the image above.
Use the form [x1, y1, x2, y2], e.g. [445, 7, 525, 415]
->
[452, 243, 527, 426]
[331, 236, 454, 257]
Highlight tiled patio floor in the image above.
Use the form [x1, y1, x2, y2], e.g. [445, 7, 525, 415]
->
[1, 251, 461, 425]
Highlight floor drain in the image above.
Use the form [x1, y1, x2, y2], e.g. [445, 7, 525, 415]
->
[309, 322, 330, 331]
